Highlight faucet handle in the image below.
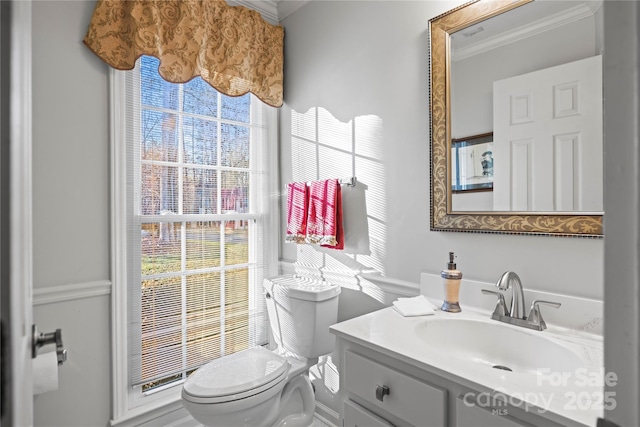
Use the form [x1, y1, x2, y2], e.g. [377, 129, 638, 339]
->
[481, 289, 509, 317]
[527, 300, 561, 330]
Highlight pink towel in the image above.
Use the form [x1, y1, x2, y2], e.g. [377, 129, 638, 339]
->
[306, 179, 344, 249]
[286, 182, 308, 243]
[324, 184, 344, 250]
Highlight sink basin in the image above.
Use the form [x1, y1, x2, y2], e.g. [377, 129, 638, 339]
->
[414, 318, 585, 375]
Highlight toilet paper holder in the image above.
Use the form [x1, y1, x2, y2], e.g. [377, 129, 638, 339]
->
[32, 325, 67, 365]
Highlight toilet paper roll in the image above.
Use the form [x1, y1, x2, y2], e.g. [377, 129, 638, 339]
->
[32, 351, 59, 395]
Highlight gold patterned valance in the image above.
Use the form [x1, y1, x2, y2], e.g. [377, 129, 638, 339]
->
[83, 0, 284, 107]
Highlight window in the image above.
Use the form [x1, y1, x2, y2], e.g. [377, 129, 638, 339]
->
[111, 56, 278, 418]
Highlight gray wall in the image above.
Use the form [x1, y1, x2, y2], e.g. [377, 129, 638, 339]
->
[280, 2, 604, 415]
[280, 0, 604, 300]
[603, 2, 640, 425]
[32, 1, 111, 426]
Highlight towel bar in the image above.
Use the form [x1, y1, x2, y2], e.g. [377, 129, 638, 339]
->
[285, 177, 357, 192]
[338, 177, 357, 187]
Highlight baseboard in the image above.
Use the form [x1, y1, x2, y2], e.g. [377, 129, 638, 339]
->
[315, 401, 339, 427]
[119, 398, 337, 427]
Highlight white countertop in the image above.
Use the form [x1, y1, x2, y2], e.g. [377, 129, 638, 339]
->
[330, 306, 605, 427]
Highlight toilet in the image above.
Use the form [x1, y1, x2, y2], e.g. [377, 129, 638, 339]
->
[181, 275, 341, 427]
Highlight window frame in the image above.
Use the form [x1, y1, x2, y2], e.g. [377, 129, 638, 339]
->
[109, 67, 279, 425]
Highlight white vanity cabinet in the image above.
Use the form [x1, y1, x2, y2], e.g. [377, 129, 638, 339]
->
[333, 319, 581, 427]
[332, 307, 602, 427]
[336, 339, 567, 427]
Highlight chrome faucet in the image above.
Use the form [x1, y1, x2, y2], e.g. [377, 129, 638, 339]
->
[496, 271, 526, 319]
[481, 271, 561, 331]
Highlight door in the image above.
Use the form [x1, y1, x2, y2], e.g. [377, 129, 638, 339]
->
[493, 55, 603, 212]
[1, 1, 34, 426]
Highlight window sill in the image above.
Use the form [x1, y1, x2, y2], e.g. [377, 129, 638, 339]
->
[110, 387, 191, 427]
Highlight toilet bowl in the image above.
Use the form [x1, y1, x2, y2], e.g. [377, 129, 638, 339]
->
[181, 347, 315, 427]
[181, 275, 341, 427]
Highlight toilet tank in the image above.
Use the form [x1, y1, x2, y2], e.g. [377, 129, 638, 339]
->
[263, 275, 341, 358]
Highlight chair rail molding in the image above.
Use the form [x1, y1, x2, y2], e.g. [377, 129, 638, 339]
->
[33, 280, 112, 306]
[278, 260, 419, 298]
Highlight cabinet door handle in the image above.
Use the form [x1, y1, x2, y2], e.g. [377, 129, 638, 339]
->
[375, 384, 390, 401]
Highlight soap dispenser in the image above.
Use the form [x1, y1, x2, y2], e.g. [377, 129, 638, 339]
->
[441, 252, 462, 313]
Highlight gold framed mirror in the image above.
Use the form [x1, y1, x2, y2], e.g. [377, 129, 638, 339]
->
[429, 0, 603, 237]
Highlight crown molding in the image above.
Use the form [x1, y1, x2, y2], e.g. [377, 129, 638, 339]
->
[276, 0, 311, 20]
[228, 0, 280, 24]
[453, 1, 603, 62]
[228, 0, 309, 23]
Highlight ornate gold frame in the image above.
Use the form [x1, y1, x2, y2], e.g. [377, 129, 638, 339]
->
[428, 0, 603, 237]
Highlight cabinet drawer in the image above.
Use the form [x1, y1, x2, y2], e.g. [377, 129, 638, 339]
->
[455, 395, 565, 427]
[344, 351, 446, 426]
[344, 399, 394, 427]
[456, 395, 535, 427]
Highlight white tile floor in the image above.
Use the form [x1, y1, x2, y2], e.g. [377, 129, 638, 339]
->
[311, 416, 331, 427]
[188, 417, 331, 427]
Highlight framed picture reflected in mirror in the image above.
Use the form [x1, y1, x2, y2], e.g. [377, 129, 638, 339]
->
[451, 132, 494, 193]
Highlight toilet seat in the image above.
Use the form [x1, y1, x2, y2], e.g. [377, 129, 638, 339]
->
[182, 347, 289, 405]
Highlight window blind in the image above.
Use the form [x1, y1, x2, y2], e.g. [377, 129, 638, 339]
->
[122, 56, 272, 392]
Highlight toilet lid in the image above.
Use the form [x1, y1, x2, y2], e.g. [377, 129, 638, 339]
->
[266, 275, 341, 301]
[183, 347, 289, 400]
